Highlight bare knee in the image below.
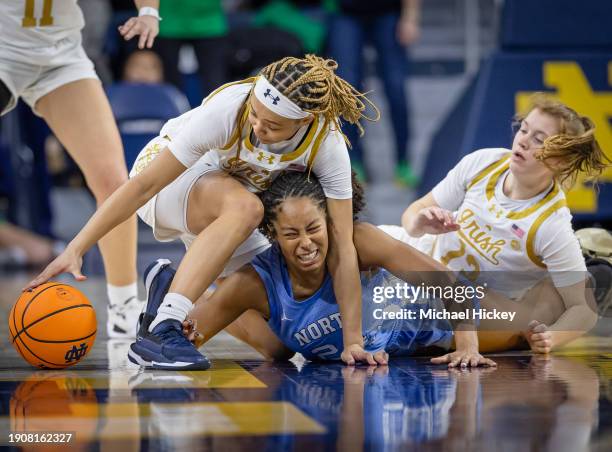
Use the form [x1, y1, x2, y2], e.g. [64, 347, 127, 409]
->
[224, 194, 264, 233]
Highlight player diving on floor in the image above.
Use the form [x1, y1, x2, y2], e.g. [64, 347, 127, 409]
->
[136, 171, 497, 368]
[383, 94, 609, 353]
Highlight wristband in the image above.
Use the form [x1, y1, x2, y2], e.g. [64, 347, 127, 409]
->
[138, 6, 161, 20]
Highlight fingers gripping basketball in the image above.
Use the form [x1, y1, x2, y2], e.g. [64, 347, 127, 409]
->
[8, 283, 97, 369]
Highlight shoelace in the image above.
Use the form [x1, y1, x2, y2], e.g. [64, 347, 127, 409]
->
[156, 323, 195, 348]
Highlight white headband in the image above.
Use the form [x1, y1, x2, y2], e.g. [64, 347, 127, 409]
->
[253, 76, 311, 120]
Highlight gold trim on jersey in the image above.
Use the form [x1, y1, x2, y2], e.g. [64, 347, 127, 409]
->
[199, 77, 256, 152]
[306, 119, 329, 170]
[481, 155, 562, 220]
[222, 102, 251, 152]
[506, 183, 560, 220]
[466, 154, 510, 190]
[526, 198, 568, 268]
[485, 160, 510, 201]
[243, 115, 320, 163]
[204, 77, 257, 107]
[196, 76, 328, 173]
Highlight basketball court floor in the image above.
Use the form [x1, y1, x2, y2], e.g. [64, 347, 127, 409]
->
[0, 275, 610, 451]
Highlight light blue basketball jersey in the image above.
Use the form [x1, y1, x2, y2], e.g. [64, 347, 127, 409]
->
[251, 244, 453, 361]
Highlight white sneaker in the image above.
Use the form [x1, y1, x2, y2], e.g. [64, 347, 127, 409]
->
[107, 338, 135, 370]
[107, 296, 145, 339]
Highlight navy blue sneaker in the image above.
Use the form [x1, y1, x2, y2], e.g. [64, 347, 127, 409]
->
[137, 259, 175, 339]
[128, 319, 211, 370]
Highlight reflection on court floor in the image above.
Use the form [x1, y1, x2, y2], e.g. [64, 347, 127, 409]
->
[0, 278, 610, 450]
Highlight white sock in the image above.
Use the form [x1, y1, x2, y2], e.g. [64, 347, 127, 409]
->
[148, 292, 193, 332]
[107, 282, 138, 307]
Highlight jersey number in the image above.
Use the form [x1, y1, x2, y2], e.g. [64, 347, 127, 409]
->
[22, 0, 54, 27]
[440, 240, 481, 282]
[311, 345, 338, 360]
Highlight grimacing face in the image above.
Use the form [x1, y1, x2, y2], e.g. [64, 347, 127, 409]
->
[271, 197, 328, 275]
[510, 108, 561, 179]
[249, 95, 313, 144]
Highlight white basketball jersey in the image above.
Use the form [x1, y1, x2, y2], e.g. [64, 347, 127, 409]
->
[202, 107, 329, 193]
[429, 154, 568, 298]
[152, 78, 331, 193]
[0, 0, 84, 48]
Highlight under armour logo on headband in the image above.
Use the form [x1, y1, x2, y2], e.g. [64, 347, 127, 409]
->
[263, 89, 280, 105]
[254, 77, 310, 119]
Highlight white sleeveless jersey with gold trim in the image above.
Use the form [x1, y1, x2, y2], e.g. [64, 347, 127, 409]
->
[132, 78, 351, 198]
[0, 1, 84, 49]
[197, 105, 330, 193]
[421, 149, 585, 299]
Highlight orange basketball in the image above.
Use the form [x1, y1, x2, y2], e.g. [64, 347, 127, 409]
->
[8, 282, 97, 369]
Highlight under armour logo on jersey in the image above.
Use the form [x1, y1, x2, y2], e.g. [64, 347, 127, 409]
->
[488, 204, 504, 219]
[263, 89, 280, 105]
[257, 152, 275, 164]
[64, 343, 88, 363]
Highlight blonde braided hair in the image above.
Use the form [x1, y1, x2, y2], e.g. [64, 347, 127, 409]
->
[259, 54, 380, 147]
[514, 93, 611, 189]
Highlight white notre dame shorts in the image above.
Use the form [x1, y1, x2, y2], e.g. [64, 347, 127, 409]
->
[131, 137, 271, 277]
[0, 34, 98, 116]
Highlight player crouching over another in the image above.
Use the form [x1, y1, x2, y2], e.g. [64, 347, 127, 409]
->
[139, 172, 496, 368]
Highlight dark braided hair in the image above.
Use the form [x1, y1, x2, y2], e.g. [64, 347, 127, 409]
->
[258, 171, 365, 241]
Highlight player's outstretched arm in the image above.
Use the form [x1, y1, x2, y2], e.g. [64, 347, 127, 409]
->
[327, 199, 379, 366]
[401, 192, 459, 237]
[118, 0, 160, 49]
[25, 149, 186, 289]
[353, 222, 455, 288]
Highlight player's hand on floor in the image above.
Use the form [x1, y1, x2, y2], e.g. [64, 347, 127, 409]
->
[431, 349, 497, 368]
[118, 15, 159, 49]
[23, 247, 85, 291]
[415, 206, 460, 235]
[526, 320, 553, 354]
[341, 344, 388, 366]
[373, 350, 389, 365]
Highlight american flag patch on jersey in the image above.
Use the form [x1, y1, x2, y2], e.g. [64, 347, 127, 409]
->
[511, 223, 525, 238]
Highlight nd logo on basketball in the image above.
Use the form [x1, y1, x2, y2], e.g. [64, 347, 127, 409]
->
[65, 343, 89, 363]
[516, 62, 612, 213]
